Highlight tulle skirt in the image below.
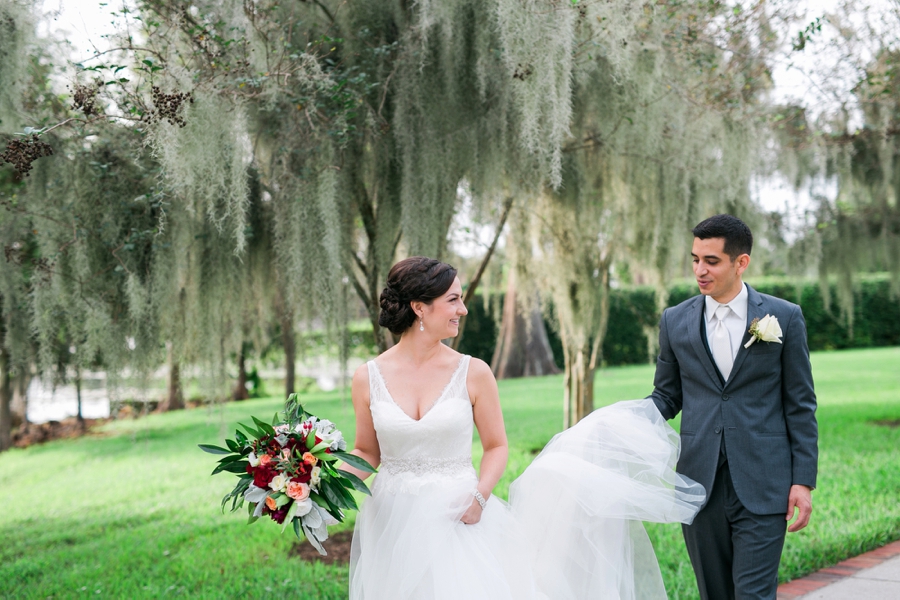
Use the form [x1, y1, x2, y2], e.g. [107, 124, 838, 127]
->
[349, 399, 705, 599]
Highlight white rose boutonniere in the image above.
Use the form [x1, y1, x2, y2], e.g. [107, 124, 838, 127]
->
[744, 314, 783, 348]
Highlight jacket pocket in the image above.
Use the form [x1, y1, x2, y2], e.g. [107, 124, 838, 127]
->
[751, 342, 781, 355]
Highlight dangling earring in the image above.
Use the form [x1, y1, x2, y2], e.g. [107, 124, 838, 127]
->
[419, 318, 424, 332]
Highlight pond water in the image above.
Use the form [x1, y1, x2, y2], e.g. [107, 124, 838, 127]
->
[26, 373, 113, 423]
[24, 356, 365, 424]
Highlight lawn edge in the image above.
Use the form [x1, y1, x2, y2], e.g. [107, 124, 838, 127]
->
[777, 539, 900, 599]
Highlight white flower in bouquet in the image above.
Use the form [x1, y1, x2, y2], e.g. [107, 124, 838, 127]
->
[314, 419, 335, 433]
[248, 451, 260, 467]
[269, 473, 289, 492]
[293, 497, 314, 517]
[310, 466, 322, 489]
[315, 419, 347, 451]
[245, 484, 268, 503]
[299, 504, 338, 555]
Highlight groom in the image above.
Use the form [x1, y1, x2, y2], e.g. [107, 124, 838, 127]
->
[650, 214, 818, 600]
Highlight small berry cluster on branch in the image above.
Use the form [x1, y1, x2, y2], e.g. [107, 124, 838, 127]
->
[0, 135, 54, 176]
[71, 80, 101, 117]
[145, 86, 194, 127]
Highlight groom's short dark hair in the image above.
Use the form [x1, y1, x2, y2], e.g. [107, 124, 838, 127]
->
[692, 214, 753, 260]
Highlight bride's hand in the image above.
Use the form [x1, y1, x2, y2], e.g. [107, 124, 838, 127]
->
[460, 498, 484, 525]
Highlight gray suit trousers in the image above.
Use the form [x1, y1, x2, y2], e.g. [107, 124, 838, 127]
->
[683, 459, 787, 600]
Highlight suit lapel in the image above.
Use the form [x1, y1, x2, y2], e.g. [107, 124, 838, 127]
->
[726, 284, 765, 388]
[687, 295, 724, 389]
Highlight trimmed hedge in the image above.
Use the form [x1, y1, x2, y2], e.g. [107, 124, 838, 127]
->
[457, 274, 900, 368]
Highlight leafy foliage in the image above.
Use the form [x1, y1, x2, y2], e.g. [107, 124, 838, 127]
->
[772, 5, 900, 329]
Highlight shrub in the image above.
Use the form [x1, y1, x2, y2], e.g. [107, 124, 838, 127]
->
[457, 274, 900, 368]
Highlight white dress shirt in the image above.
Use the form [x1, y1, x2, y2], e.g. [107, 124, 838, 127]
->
[705, 283, 748, 362]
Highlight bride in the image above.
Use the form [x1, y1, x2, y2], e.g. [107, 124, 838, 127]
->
[340, 256, 705, 599]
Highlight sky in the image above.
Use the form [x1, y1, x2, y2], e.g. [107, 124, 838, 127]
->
[39, 0, 125, 60]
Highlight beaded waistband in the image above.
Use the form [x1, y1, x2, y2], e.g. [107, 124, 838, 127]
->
[380, 454, 473, 476]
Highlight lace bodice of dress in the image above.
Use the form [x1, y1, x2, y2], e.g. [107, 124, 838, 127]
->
[367, 355, 476, 488]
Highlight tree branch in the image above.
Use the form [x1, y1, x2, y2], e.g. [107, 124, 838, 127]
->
[451, 195, 514, 350]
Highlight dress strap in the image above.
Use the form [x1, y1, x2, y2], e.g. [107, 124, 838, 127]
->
[444, 355, 471, 404]
[366, 360, 387, 406]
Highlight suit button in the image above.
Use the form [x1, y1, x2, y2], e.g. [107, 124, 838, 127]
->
[715, 426, 721, 434]
[722, 394, 730, 401]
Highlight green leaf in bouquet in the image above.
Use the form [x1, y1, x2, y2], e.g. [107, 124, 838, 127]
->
[272, 412, 280, 427]
[305, 432, 316, 450]
[238, 422, 262, 439]
[216, 453, 243, 464]
[221, 476, 250, 513]
[338, 470, 373, 496]
[230, 495, 246, 512]
[223, 476, 251, 512]
[310, 440, 331, 454]
[213, 460, 250, 475]
[246, 499, 259, 523]
[322, 479, 356, 510]
[311, 491, 344, 523]
[334, 481, 360, 510]
[283, 394, 311, 425]
[234, 429, 248, 446]
[198, 444, 231, 455]
[225, 438, 241, 452]
[211, 454, 243, 474]
[316, 452, 339, 462]
[332, 451, 377, 473]
[252, 416, 276, 437]
[292, 516, 303, 541]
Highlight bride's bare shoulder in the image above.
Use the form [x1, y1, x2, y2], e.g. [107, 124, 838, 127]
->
[465, 356, 497, 390]
[351, 362, 371, 399]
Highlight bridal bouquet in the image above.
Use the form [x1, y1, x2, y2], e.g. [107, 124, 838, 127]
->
[199, 394, 376, 555]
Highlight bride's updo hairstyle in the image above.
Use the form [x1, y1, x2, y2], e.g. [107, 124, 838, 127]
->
[379, 257, 458, 335]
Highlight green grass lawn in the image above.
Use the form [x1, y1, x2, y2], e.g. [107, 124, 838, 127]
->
[1, 346, 898, 599]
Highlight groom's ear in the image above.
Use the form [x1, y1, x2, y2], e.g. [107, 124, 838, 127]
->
[735, 253, 751, 275]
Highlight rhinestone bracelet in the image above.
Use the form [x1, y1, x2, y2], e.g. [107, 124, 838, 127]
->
[473, 489, 487, 510]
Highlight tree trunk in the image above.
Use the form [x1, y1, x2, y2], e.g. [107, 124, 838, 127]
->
[159, 343, 184, 412]
[233, 347, 250, 401]
[11, 368, 29, 428]
[562, 339, 596, 429]
[0, 345, 11, 452]
[562, 266, 611, 429]
[364, 292, 396, 353]
[282, 311, 296, 397]
[75, 365, 85, 431]
[491, 275, 559, 379]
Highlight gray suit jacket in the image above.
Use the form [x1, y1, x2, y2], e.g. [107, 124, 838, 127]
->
[650, 284, 818, 515]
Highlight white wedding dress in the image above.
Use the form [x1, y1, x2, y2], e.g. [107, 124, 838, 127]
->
[349, 355, 705, 599]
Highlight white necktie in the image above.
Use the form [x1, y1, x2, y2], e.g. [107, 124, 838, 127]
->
[711, 305, 733, 381]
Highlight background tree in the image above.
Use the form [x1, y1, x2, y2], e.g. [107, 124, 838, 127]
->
[508, 0, 782, 426]
[3, 0, 859, 446]
[773, 3, 900, 334]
